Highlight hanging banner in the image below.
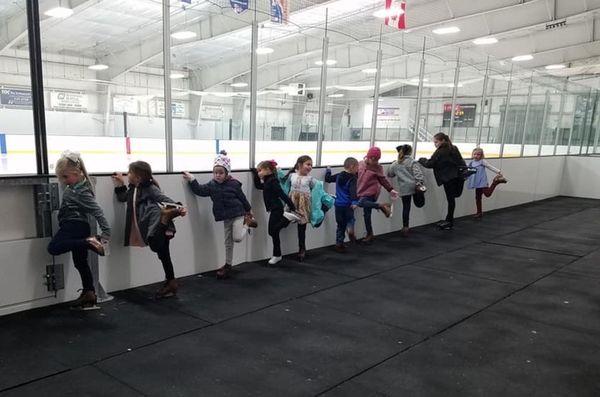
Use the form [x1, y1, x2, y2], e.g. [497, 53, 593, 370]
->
[1, 88, 32, 107]
[230, 0, 249, 14]
[270, 0, 289, 24]
[50, 91, 88, 111]
[384, 0, 406, 30]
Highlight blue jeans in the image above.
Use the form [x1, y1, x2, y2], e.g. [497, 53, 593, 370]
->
[358, 196, 380, 236]
[335, 206, 355, 245]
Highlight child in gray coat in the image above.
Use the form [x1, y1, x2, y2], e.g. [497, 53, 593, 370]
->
[387, 144, 426, 236]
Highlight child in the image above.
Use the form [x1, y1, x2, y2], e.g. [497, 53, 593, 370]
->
[183, 151, 257, 279]
[112, 161, 187, 298]
[325, 157, 359, 253]
[419, 133, 466, 230]
[251, 160, 299, 266]
[468, 147, 508, 218]
[357, 147, 399, 243]
[284, 155, 318, 261]
[47, 151, 110, 310]
[387, 144, 426, 237]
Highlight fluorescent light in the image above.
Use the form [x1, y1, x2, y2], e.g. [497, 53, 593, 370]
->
[231, 82, 248, 88]
[512, 54, 533, 62]
[545, 64, 566, 70]
[170, 73, 185, 79]
[362, 68, 378, 74]
[328, 93, 344, 98]
[88, 64, 109, 71]
[432, 26, 460, 35]
[315, 60, 337, 66]
[473, 37, 498, 45]
[373, 7, 405, 19]
[44, 7, 74, 18]
[256, 47, 274, 55]
[409, 78, 429, 83]
[171, 31, 197, 40]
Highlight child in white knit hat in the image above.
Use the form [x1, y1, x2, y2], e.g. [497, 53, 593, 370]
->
[183, 150, 257, 279]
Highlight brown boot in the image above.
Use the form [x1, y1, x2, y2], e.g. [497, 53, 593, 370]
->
[348, 232, 359, 245]
[401, 227, 410, 237]
[70, 290, 98, 310]
[380, 203, 392, 218]
[243, 214, 258, 228]
[86, 236, 105, 256]
[160, 207, 182, 225]
[494, 175, 508, 184]
[216, 264, 232, 279]
[297, 248, 306, 262]
[334, 244, 346, 253]
[155, 279, 178, 299]
[362, 234, 374, 244]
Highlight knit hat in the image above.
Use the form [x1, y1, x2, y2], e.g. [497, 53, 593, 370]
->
[214, 150, 231, 173]
[366, 146, 381, 160]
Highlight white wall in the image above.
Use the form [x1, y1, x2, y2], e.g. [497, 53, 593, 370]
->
[561, 155, 600, 199]
[0, 156, 567, 316]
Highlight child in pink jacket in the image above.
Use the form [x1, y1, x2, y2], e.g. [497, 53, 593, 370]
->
[357, 147, 398, 243]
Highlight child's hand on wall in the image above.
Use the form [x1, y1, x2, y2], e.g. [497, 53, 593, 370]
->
[111, 172, 125, 187]
[182, 172, 194, 181]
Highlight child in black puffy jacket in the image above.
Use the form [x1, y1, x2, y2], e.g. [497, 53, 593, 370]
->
[183, 151, 256, 279]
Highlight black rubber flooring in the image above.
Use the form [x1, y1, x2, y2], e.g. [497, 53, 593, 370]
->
[1, 196, 599, 397]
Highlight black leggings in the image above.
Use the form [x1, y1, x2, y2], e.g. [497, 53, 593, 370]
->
[400, 195, 412, 227]
[47, 221, 94, 292]
[298, 224, 307, 251]
[148, 224, 175, 280]
[443, 178, 464, 224]
[268, 209, 290, 257]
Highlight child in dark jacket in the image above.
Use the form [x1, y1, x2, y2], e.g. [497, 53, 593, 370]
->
[48, 151, 110, 310]
[251, 160, 299, 266]
[183, 151, 256, 279]
[419, 132, 466, 230]
[357, 147, 399, 244]
[112, 161, 187, 298]
[325, 157, 359, 253]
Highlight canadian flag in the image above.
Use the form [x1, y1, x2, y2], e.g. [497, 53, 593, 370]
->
[384, 0, 406, 30]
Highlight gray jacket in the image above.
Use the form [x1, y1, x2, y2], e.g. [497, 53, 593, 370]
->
[58, 180, 111, 238]
[387, 156, 425, 196]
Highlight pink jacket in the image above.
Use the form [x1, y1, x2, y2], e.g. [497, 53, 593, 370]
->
[357, 161, 393, 198]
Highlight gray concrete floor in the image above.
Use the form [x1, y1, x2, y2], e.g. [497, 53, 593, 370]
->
[1, 196, 599, 396]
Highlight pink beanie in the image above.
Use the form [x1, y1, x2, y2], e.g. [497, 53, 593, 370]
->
[366, 146, 381, 160]
[214, 150, 231, 173]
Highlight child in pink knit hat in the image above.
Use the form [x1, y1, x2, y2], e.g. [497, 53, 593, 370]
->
[356, 146, 398, 244]
[183, 150, 256, 279]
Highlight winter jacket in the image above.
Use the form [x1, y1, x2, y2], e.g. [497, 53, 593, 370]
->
[357, 161, 394, 199]
[387, 156, 425, 196]
[419, 145, 466, 186]
[467, 159, 501, 189]
[115, 181, 177, 246]
[252, 170, 295, 212]
[58, 180, 111, 238]
[188, 178, 251, 221]
[325, 170, 358, 208]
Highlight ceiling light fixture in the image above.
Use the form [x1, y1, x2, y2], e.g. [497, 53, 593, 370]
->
[328, 93, 344, 98]
[432, 26, 460, 35]
[171, 30, 197, 40]
[315, 60, 337, 66]
[362, 68, 378, 74]
[512, 54, 534, 62]
[409, 78, 429, 83]
[170, 73, 185, 79]
[256, 47, 274, 55]
[88, 64, 109, 71]
[44, 7, 74, 18]
[473, 37, 498, 45]
[545, 64, 566, 70]
[231, 82, 249, 88]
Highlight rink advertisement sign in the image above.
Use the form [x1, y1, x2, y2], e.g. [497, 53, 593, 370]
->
[230, 0, 249, 13]
[50, 91, 88, 111]
[1, 88, 32, 107]
[442, 103, 476, 127]
[270, 0, 289, 24]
